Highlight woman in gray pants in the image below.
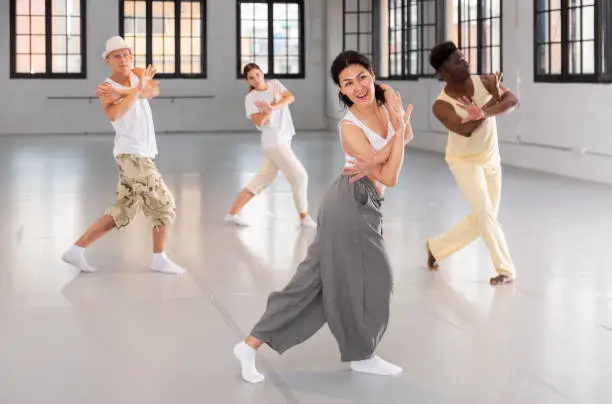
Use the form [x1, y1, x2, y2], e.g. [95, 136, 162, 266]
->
[233, 50, 414, 383]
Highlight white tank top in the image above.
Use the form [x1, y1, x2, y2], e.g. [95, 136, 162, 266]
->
[338, 105, 395, 194]
[105, 72, 158, 159]
[435, 75, 499, 164]
[338, 105, 395, 167]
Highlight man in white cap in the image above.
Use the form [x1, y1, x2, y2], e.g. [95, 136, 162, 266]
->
[61, 36, 186, 275]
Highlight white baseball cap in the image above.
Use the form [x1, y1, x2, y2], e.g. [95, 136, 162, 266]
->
[102, 36, 133, 59]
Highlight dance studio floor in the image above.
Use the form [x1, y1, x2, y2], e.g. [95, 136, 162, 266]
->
[0, 132, 610, 404]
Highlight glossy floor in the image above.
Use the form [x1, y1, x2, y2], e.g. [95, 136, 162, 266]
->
[0, 133, 610, 404]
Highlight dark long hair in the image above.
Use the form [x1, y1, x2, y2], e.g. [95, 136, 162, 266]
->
[330, 50, 385, 108]
[243, 63, 261, 92]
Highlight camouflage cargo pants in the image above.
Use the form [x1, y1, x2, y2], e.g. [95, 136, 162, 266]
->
[106, 154, 176, 229]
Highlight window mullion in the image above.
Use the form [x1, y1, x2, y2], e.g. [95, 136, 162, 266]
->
[45, 0, 52, 74]
[174, 0, 180, 76]
[605, 0, 612, 80]
[268, 0, 273, 75]
[548, 1, 552, 75]
[342, 0, 346, 50]
[419, 0, 424, 76]
[476, 0, 483, 74]
[10, 0, 15, 76]
[406, 0, 410, 77]
[388, 1, 391, 76]
[458, 1, 462, 55]
[146, 0, 153, 67]
[561, 0, 568, 79]
[357, 0, 361, 50]
[593, 0, 601, 79]
[401, 0, 406, 77]
[372, 0, 381, 76]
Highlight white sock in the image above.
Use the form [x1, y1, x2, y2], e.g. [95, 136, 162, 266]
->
[150, 252, 186, 275]
[61, 245, 97, 273]
[153, 251, 167, 262]
[233, 341, 265, 384]
[350, 355, 403, 376]
[225, 214, 250, 227]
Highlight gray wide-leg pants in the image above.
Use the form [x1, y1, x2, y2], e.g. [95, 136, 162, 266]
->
[250, 175, 393, 362]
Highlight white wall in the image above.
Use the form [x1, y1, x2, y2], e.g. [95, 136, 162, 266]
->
[325, 1, 612, 185]
[0, 0, 327, 135]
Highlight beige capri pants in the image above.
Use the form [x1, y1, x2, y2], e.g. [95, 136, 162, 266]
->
[246, 140, 309, 213]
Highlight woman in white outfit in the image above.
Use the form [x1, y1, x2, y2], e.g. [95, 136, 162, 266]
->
[225, 63, 316, 228]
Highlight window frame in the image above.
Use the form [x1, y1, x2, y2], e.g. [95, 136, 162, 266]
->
[455, 0, 503, 76]
[118, 0, 207, 79]
[385, 0, 440, 80]
[605, 0, 612, 81]
[342, 0, 374, 61]
[236, 0, 306, 79]
[533, 0, 612, 84]
[10, 0, 88, 79]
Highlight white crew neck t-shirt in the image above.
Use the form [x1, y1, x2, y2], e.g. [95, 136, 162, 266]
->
[105, 72, 158, 159]
[244, 79, 296, 149]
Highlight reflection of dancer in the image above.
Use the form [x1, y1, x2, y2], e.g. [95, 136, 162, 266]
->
[61, 36, 185, 275]
[225, 227, 315, 289]
[232, 51, 413, 383]
[225, 63, 316, 228]
[425, 41, 518, 285]
[291, 228, 315, 268]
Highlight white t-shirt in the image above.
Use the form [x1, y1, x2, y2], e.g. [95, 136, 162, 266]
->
[244, 79, 296, 149]
[105, 72, 158, 159]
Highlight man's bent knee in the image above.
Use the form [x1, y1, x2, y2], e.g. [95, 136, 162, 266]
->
[146, 194, 176, 227]
[105, 205, 137, 230]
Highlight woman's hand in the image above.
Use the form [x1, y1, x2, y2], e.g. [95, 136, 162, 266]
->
[342, 154, 378, 183]
[273, 82, 282, 103]
[383, 86, 405, 133]
[403, 104, 414, 143]
[255, 100, 273, 114]
[382, 85, 414, 135]
[404, 103, 414, 124]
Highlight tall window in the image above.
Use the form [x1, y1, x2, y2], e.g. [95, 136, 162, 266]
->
[342, 0, 373, 61]
[534, 0, 612, 83]
[10, 0, 87, 78]
[120, 0, 207, 78]
[382, 0, 438, 78]
[237, 0, 305, 78]
[387, 0, 404, 77]
[452, 0, 502, 75]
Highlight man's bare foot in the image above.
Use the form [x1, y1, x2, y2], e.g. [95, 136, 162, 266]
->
[490, 274, 514, 286]
[426, 242, 439, 271]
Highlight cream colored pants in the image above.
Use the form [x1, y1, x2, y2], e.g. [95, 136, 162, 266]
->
[428, 159, 516, 277]
[246, 140, 309, 213]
